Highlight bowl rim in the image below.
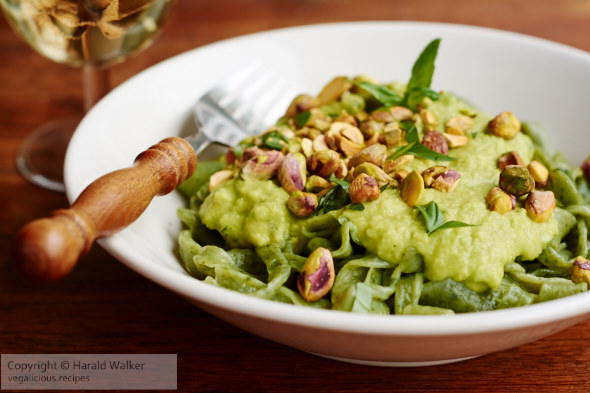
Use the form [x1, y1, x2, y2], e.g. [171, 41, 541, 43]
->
[71, 20, 590, 337]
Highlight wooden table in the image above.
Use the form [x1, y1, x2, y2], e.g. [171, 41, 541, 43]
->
[2, 1, 590, 392]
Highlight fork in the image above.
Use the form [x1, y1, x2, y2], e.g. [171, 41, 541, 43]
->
[13, 61, 297, 282]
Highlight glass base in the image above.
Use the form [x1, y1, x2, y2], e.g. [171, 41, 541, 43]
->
[16, 116, 81, 193]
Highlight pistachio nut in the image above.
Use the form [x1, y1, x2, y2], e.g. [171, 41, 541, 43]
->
[499, 165, 535, 197]
[241, 150, 284, 181]
[382, 126, 405, 148]
[278, 153, 307, 193]
[305, 175, 332, 193]
[421, 165, 448, 187]
[421, 130, 449, 155]
[527, 160, 549, 188]
[486, 186, 516, 214]
[349, 173, 381, 204]
[392, 169, 410, 182]
[208, 169, 235, 191]
[420, 109, 437, 129]
[383, 154, 414, 173]
[443, 133, 468, 148]
[300, 137, 313, 157]
[285, 94, 319, 118]
[369, 109, 395, 123]
[351, 162, 393, 186]
[297, 247, 335, 302]
[524, 190, 556, 223]
[431, 169, 461, 192]
[312, 134, 329, 152]
[570, 256, 590, 286]
[360, 120, 384, 137]
[445, 115, 473, 135]
[497, 151, 525, 170]
[307, 150, 342, 179]
[287, 191, 318, 218]
[240, 146, 265, 163]
[347, 143, 388, 169]
[400, 170, 424, 207]
[308, 108, 332, 131]
[390, 106, 414, 121]
[225, 147, 237, 166]
[488, 111, 521, 140]
[316, 76, 353, 105]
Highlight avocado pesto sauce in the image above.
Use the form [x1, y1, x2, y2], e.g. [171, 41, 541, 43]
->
[178, 39, 590, 314]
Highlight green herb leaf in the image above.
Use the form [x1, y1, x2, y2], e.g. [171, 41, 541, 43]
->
[313, 185, 350, 216]
[405, 38, 441, 110]
[416, 201, 474, 235]
[354, 81, 404, 107]
[233, 141, 255, 158]
[348, 203, 365, 211]
[295, 111, 311, 127]
[387, 142, 456, 162]
[404, 124, 420, 143]
[329, 174, 350, 192]
[261, 130, 289, 150]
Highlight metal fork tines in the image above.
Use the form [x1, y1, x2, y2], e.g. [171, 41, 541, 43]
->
[189, 60, 298, 154]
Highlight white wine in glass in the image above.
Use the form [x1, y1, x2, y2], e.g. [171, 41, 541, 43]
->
[1, 0, 175, 191]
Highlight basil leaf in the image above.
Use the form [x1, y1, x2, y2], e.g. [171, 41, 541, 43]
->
[407, 86, 440, 102]
[261, 130, 289, 150]
[416, 201, 474, 235]
[348, 203, 365, 211]
[329, 174, 350, 192]
[295, 111, 311, 127]
[354, 81, 404, 107]
[405, 124, 420, 144]
[313, 185, 350, 216]
[405, 38, 441, 110]
[387, 142, 456, 162]
[416, 201, 445, 234]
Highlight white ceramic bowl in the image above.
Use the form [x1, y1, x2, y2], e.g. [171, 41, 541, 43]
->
[65, 22, 590, 366]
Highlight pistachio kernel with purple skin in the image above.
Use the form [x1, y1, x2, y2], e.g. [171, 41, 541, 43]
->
[524, 190, 556, 223]
[497, 151, 525, 170]
[307, 149, 342, 179]
[241, 150, 284, 181]
[349, 173, 380, 204]
[570, 256, 590, 286]
[421, 130, 449, 155]
[287, 191, 318, 218]
[278, 153, 307, 194]
[431, 169, 461, 192]
[297, 247, 335, 302]
[581, 156, 590, 184]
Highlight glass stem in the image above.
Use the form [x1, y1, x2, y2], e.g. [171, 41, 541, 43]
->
[82, 65, 110, 112]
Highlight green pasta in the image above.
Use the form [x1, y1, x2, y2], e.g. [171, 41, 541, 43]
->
[176, 39, 590, 314]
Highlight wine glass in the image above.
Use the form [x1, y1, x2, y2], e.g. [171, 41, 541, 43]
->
[1, 0, 175, 192]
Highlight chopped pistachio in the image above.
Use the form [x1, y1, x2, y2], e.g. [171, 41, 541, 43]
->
[305, 175, 332, 193]
[241, 150, 284, 181]
[297, 247, 335, 302]
[383, 154, 414, 173]
[349, 173, 381, 204]
[287, 191, 318, 218]
[524, 190, 556, 223]
[278, 153, 307, 193]
[400, 170, 424, 207]
[347, 143, 388, 169]
[351, 162, 393, 186]
[445, 115, 473, 135]
[422, 165, 448, 187]
[431, 169, 461, 192]
[582, 156, 590, 183]
[390, 106, 414, 121]
[208, 169, 235, 191]
[486, 186, 516, 214]
[421, 130, 449, 155]
[420, 109, 437, 129]
[570, 256, 590, 286]
[317, 76, 353, 105]
[497, 151, 525, 170]
[527, 160, 549, 188]
[499, 165, 535, 197]
[488, 111, 521, 140]
[307, 150, 342, 179]
[285, 94, 319, 118]
[443, 133, 468, 148]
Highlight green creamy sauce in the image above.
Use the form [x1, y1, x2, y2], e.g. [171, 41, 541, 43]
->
[199, 92, 559, 292]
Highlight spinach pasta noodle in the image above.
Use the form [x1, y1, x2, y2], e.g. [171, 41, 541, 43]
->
[176, 39, 590, 315]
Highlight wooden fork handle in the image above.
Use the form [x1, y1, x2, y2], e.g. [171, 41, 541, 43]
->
[12, 137, 197, 282]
